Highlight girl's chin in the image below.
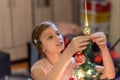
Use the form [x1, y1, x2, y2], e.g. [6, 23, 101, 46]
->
[61, 46, 65, 50]
[58, 48, 64, 52]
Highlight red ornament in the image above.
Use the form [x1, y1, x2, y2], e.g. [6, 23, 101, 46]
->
[69, 77, 75, 80]
[94, 55, 102, 63]
[74, 52, 84, 65]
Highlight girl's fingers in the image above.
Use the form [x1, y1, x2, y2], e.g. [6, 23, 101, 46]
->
[79, 46, 87, 52]
[69, 36, 91, 54]
[99, 41, 106, 46]
[75, 36, 90, 43]
[90, 32, 106, 40]
[93, 37, 104, 43]
[92, 38, 106, 46]
[79, 41, 89, 47]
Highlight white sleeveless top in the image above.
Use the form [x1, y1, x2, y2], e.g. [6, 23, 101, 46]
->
[31, 58, 76, 80]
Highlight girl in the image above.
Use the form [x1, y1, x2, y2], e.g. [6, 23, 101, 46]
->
[31, 21, 115, 80]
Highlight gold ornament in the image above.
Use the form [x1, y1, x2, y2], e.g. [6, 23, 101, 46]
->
[83, 0, 91, 35]
[83, 27, 90, 35]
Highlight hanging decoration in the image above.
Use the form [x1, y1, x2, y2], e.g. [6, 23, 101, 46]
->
[70, 0, 104, 80]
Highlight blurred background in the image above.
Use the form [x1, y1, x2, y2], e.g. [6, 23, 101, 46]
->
[0, 0, 120, 80]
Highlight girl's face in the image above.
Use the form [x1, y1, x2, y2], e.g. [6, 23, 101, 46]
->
[40, 25, 64, 55]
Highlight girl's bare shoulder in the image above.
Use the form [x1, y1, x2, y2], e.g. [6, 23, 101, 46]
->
[31, 58, 53, 74]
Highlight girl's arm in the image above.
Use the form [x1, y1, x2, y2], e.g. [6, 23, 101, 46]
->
[99, 46, 115, 79]
[31, 50, 72, 80]
[45, 36, 90, 80]
[91, 32, 115, 79]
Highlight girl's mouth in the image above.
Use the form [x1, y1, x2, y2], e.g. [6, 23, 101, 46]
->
[56, 42, 63, 46]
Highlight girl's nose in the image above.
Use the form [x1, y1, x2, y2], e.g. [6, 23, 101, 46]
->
[55, 35, 61, 40]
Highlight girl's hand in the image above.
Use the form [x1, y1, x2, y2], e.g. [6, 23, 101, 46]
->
[66, 36, 90, 56]
[90, 32, 107, 49]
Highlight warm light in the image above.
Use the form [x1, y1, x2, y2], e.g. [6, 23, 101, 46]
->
[77, 69, 84, 79]
[86, 69, 93, 75]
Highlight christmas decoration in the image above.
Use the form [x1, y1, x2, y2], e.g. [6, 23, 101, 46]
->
[70, 0, 103, 80]
[72, 42, 103, 80]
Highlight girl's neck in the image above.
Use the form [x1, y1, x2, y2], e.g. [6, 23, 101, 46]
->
[46, 53, 61, 65]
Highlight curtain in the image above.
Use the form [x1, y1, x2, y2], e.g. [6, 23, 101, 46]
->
[110, 0, 120, 53]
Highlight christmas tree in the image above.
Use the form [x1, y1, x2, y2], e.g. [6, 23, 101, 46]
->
[70, 0, 103, 80]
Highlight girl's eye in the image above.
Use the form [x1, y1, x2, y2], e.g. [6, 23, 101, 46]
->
[56, 32, 60, 36]
[48, 35, 53, 39]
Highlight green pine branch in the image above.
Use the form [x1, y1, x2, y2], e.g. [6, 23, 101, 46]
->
[73, 42, 103, 80]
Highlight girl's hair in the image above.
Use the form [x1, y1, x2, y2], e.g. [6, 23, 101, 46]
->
[32, 21, 56, 58]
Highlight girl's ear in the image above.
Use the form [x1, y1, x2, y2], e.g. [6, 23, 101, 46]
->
[41, 44, 46, 52]
[42, 48, 46, 52]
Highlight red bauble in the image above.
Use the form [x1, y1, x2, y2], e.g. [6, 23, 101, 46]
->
[75, 52, 84, 65]
[69, 77, 75, 80]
